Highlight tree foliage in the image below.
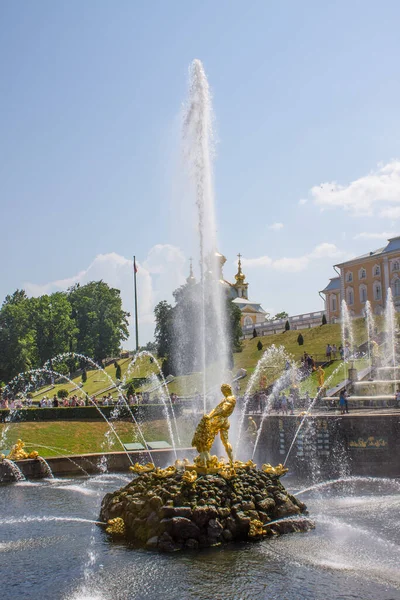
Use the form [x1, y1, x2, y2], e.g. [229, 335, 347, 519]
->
[0, 281, 130, 383]
[115, 362, 122, 380]
[274, 311, 289, 320]
[69, 281, 129, 363]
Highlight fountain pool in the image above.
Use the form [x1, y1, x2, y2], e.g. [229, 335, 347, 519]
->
[1, 474, 399, 599]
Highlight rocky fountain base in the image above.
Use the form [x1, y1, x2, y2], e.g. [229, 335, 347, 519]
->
[100, 461, 313, 552]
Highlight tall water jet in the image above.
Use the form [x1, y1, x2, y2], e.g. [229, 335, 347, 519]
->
[384, 288, 397, 373]
[365, 300, 375, 375]
[181, 59, 230, 413]
[235, 345, 290, 451]
[341, 299, 354, 382]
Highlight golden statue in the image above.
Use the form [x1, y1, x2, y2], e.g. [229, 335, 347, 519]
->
[191, 383, 236, 471]
[262, 463, 288, 477]
[129, 462, 155, 474]
[106, 517, 125, 537]
[317, 365, 325, 388]
[7, 439, 38, 461]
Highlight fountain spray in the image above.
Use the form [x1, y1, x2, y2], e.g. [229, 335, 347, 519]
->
[182, 59, 229, 412]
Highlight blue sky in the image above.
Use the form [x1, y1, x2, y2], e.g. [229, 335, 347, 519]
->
[2, 1, 400, 344]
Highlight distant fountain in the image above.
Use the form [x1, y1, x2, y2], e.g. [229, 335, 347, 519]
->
[148, 373, 177, 459]
[341, 299, 355, 383]
[251, 364, 299, 460]
[235, 345, 290, 450]
[182, 59, 230, 412]
[365, 300, 375, 375]
[284, 362, 346, 466]
[384, 288, 397, 371]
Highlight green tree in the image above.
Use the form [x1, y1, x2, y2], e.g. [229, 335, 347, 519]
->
[68, 281, 129, 363]
[141, 340, 157, 353]
[81, 369, 87, 384]
[297, 333, 304, 345]
[252, 328, 257, 338]
[285, 320, 290, 331]
[275, 311, 289, 320]
[154, 300, 174, 360]
[29, 292, 77, 368]
[0, 290, 36, 382]
[57, 388, 69, 399]
[115, 362, 122, 380]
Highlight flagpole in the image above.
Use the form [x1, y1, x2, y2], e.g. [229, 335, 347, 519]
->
[133, 255, 139, 351]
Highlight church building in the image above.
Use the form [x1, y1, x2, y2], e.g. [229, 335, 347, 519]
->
[219, 253, 268, 328]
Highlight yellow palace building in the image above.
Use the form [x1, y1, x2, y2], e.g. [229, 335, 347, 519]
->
[320, 235, 400, 322]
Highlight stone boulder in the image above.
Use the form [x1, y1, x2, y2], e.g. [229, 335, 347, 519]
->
[99, 466, 314, 552]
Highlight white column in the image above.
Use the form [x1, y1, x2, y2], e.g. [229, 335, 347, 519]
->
[383, 256, 389, 307]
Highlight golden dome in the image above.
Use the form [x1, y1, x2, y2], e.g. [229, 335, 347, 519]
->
[235, 253, 246, 283]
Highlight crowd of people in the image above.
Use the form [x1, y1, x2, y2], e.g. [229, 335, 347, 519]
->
[0, 390, 180, 410]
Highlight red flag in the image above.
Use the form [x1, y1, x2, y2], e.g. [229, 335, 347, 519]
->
[134, 258, 138, 273]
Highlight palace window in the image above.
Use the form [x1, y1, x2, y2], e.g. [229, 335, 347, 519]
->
[394, 279, 400, 297]
[392, 261, 399, 272]
[244, 316, 253, 327]
[359, 268, 366, 280]
[374, 283, 381, 301]
[374, 265, 381, 276]
[330, 295, 337, 312]
[346, 272, 353, 283]
[359, 285, 367, 303]
[346, 287, 354, 306]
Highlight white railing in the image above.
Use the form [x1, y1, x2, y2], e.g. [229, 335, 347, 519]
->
[242, 310, 324, 337]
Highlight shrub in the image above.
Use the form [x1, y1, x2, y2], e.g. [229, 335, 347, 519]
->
[126, 383, 135, 398]
[322, 314, 327, 325]
[115, 363, 122, 380]
[252, 328, 258, 338]
[285, 320, 290, 331]
[297, 333, 304, 346]
[81, 370, 87, 384]
[57, 389, 69, 399]
[257, 340, 263, 351]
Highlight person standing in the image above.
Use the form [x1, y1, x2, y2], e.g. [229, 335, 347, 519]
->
[332, 344, 337, 359]
[344, 389, 349, 414]
[339, 390, 346, 415]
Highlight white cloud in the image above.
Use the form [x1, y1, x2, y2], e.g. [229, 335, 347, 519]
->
[379, 206, 400, 219]
[308, 242, 342, 259]
[24, 246, 187, 344]
[241, 242, 343, 273]
[268, 222, 284, 231]
[309, 160, 400, 216]
[298, 198, 308, 205]
[353, 231, 395, 240]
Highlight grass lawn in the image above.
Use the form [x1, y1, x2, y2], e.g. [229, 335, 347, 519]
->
[234, 318, 372, 376]
[298, 357, 369, 396]
[0, 418, 195, 458]
[25, 316, 387, 401]
[33, 356, 160, 401]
